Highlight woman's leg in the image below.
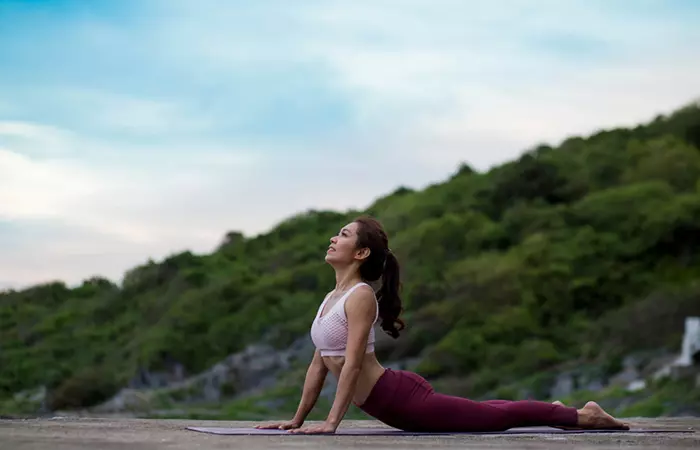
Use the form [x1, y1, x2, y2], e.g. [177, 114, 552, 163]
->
[404, 392, 579, 432]
[396, 372, 627, 432]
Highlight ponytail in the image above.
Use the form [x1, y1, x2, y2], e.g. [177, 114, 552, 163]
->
[377, 250, 405, 339]
[352, 215, 406, 338]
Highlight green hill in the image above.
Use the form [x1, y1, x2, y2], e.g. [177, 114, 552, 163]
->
[2, 101, 700, 418]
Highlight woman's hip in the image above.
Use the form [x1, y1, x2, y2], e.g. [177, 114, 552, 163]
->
[357, 368, 434, 430]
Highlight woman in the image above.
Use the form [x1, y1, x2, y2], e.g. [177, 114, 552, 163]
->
[255, 215, 628, 434]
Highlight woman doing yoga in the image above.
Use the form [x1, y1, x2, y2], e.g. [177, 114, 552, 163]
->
[255, 215, 629, 434]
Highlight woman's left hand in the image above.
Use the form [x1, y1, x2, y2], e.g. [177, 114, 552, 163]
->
[286, 421, 338, 434]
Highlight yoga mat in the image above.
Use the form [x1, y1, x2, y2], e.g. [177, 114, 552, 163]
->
[186, 426, 695, 436]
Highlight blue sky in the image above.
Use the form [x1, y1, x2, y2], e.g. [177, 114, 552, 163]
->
[1, 0, 699, 289]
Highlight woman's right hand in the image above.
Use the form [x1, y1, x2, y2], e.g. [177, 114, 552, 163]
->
[254, 419, 303, 430]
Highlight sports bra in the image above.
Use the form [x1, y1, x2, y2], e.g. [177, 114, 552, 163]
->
[310, 282, 378, 356]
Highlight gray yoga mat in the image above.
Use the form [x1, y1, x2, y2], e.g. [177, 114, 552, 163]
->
[186, 426, 694, 436]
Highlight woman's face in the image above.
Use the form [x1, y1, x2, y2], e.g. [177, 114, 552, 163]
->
[325, 222, 361, 265]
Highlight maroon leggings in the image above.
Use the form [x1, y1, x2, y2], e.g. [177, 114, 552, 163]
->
[358, 369, 578, 432]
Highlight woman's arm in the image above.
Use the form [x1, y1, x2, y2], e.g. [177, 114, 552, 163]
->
[292, 349, 329, 424]
[325, 286, 377, 428]
[256, 349, 328, 429]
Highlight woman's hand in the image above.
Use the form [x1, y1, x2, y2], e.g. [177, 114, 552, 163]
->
[254, 419, 302, 430]
[286, 421, 338, 434]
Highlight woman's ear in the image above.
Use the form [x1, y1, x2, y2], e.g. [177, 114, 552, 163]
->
[354, 247, 371, 261]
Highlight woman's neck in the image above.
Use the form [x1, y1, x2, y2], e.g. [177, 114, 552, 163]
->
[334, 266, 362, 292]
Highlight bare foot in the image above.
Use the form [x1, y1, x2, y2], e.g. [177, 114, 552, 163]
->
[576, 401, 630, 430]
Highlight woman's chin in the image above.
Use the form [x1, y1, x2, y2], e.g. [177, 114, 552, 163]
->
[324, 253, 342, 265]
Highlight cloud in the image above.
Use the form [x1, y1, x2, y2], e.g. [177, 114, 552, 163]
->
[0, 119, 263, 244]
[214, 0, 698, 172]
[140, 0, 699, 170]
[0, 136, 400, 287]
[0, 146, 98, 219]
[0, 133, 273, 287]
[289, 0, 700, 170]
[0, 0, 698, 287]
[409, 56, 700, 171]
[0, 121, 77, 157]
[55, 89, 213, 136]
[0, 218, 166, 289]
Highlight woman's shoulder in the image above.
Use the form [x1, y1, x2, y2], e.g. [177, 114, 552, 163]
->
[344, 283, 377, 307]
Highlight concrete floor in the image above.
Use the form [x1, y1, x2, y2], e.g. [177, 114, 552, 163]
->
[0, 417, 697, 450]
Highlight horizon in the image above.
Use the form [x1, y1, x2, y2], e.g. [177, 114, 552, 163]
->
[2, 0, 699, 290]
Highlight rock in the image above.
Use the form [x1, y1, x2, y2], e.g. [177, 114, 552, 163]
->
[652, 316, 700, 381]
[129, 359, 187, 390]
[13, 386, 46, 404]
[670, 365, 694, 379]
[675, 317, 700, 367]
[627, 379, 646, 391]
[91, 334, 316, 413]
[609, 355, 641, 387]
[582, 378, 605, 392]
[550, 372, 575, 399]
[91, 388, 154, 413]
[159, 343, 293, 403]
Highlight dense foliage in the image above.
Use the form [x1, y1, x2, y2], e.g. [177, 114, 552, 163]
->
[2, 102, 700, 411]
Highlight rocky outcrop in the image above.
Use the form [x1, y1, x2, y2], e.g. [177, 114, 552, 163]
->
[651, 317, 700, 383]
[60, 316, 700, 415]
[491, 316, 700, 402]
[90, 334, 316, 413]
[675, 317, 700, 366]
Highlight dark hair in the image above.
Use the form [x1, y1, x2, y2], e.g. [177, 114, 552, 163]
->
[353, 215, 405, 339]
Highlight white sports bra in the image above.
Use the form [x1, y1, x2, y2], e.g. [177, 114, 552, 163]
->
[310, 282, 378, 356]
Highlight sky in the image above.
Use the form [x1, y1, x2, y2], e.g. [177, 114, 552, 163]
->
[1, 0, 699, 290]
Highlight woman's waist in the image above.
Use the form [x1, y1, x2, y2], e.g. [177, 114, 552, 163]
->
[324, 355, 386, 404]
[323, 352, 384, 375]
